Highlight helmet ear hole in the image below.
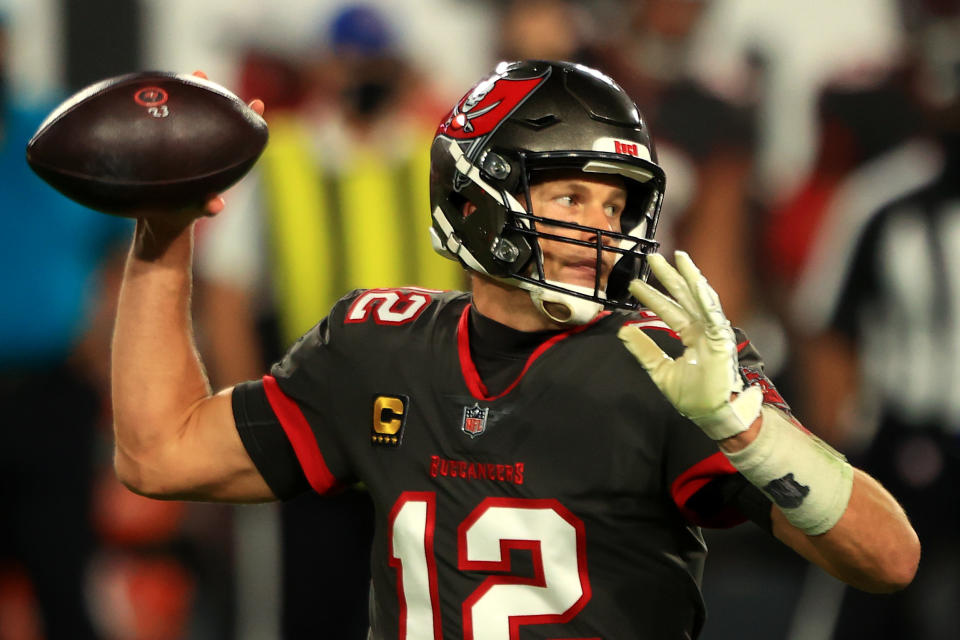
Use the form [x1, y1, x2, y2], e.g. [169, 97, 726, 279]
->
[451, 193, 469, 218]
[460, 199, 476, 219]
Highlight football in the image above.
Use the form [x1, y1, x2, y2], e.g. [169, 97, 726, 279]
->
[25, 71, 268, 216]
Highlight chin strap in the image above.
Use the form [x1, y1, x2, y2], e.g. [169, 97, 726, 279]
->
[525, 280, 605, 325]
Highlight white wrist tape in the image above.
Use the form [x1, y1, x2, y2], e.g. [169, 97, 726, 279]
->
[723, 405, 854, 536]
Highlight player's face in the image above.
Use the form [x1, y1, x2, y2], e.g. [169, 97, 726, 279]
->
[528, 170, 627, 291]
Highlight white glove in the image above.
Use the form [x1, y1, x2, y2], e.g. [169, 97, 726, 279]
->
[617, 251, 763, 440]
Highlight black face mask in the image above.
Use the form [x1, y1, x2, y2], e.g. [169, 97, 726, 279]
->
[342, 78, 396, 117]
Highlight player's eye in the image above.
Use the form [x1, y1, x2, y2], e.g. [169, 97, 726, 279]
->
[554, 194, 576, 207]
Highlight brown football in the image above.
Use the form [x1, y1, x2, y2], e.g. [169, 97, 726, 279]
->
[25, 71, 268, 216]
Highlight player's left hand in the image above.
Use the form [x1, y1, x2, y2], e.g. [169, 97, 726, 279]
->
[617, 250, 762, 440]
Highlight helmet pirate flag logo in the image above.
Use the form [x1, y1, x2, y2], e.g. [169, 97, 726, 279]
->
[437, 68, 547, 193]
[437, 74, 546, 140]
[461, 403, 489, 438]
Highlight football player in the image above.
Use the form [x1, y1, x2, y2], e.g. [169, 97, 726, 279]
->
[111, 61, 918, 638]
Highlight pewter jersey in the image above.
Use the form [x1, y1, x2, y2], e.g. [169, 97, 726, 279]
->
[233, 288, 780, 639]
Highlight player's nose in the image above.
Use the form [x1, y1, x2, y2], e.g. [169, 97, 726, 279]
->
[582, 201, 616, 245]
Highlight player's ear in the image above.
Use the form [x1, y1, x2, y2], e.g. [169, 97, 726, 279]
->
[462, 202, 477, 217]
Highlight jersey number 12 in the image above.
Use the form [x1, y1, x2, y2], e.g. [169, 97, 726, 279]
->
[389, 492, 592, 640]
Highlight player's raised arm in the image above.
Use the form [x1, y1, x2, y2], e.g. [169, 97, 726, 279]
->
[25, 70, 275, 502]
[111, 75, 272, 502]
[619, 251, 920, 593]
[111, 209, 274, 502]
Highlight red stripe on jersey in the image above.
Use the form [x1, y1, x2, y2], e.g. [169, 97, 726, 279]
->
[670, 451, 745, 528]
[457, 304, 609, 401]
[262, 375, 338, 494]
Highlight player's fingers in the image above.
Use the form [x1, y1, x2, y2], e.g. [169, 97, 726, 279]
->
[192, 70, 208, 80]
[674, 251, 731, 338]
[646, 253, 700, 319]
[617, 324, 674, 373]
[204, 195, 225, 216]
[248, 98, 265, 117]
[628, 279, 690, 333]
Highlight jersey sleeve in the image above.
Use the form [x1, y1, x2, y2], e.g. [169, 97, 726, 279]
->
[663, 327, 781, 530]
[232, 379, 310, 500]
[232, 290, 370, 496]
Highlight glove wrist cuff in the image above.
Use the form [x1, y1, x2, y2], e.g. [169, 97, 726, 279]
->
[690, 385, 763, 440]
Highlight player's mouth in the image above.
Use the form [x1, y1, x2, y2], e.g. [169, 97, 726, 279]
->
[561, 258, 607, 288]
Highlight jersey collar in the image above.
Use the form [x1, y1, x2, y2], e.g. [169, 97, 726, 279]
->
[456, 302, 609, 402]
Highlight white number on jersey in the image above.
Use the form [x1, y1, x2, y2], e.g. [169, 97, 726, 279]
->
[390, 493, 591, 639]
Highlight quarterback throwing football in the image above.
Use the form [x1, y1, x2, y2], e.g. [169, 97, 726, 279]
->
[111, 61, 918, 639]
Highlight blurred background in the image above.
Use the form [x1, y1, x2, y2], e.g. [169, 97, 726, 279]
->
[1, 0, 958, 638]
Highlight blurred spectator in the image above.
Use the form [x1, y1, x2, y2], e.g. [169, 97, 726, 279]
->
[688, 0, 905, 201]
[763, 72, 921, 290]
[791, 4, 960, 637]
[195, 4, 464, 638]
[495, 0, 596, 64]
[760, 69, 923, 412]
[0, 10, 131, 640]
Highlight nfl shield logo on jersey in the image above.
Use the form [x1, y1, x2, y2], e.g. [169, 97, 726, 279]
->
[461, 403, 489, 438]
